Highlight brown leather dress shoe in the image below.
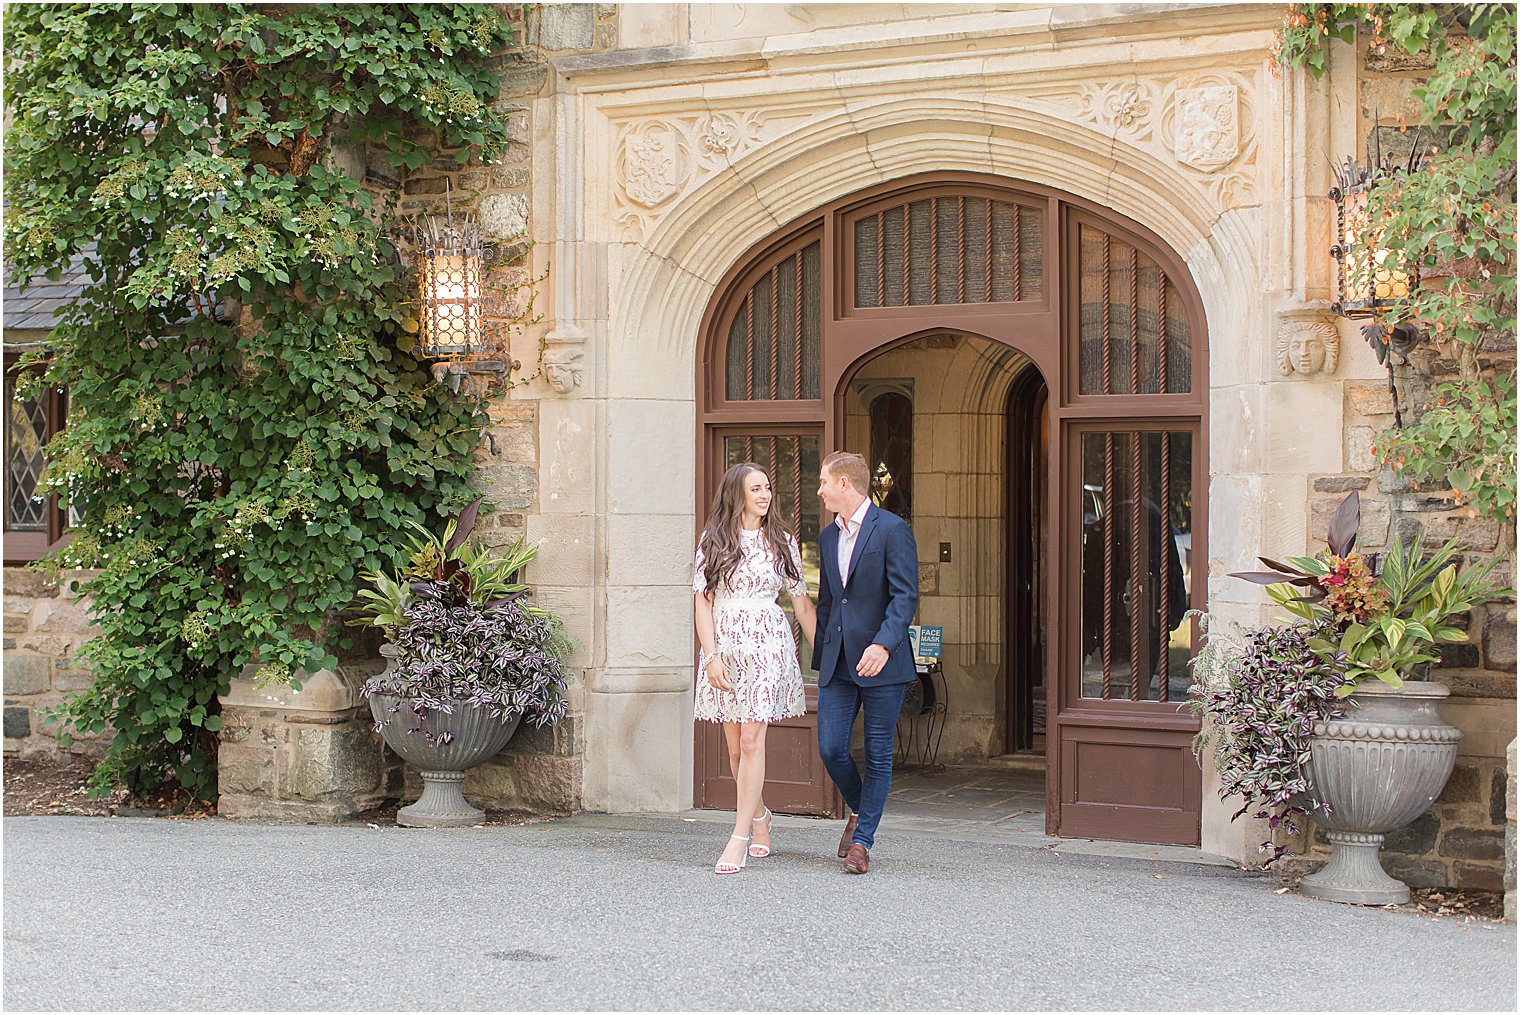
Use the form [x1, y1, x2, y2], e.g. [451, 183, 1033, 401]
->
[837, 813, 859, 858]
[844, 842, 870, 874]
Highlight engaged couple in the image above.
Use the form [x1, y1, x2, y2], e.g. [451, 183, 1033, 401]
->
[692, 451, 919, 876]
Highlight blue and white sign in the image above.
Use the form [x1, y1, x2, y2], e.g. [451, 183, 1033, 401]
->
[909, 625, 942, 664]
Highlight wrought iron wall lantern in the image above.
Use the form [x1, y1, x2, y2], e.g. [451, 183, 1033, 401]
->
[1329, 132, 1428, 425]
[412, 184, 517, 395]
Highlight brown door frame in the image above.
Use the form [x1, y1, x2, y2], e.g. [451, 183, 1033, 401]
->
[695, 172, 1208, 843]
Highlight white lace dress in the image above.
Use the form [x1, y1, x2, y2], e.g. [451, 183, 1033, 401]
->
[692, 530, 808, 724]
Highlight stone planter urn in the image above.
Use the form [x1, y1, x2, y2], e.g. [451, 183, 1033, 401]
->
[368, 692, 521, 826]
[1296, 680, 1462, 905]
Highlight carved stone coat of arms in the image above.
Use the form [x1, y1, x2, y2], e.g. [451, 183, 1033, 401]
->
[1173, 86, 1239, 172]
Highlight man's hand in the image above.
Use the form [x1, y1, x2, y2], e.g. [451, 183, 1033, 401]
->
[856, 644, 889, 678]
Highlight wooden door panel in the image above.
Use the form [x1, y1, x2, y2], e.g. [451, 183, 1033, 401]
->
[694, 182, 1212, 845]
[1054, 421, 1202, 845]
[1057, 722, 1202, 844]
[696, 687, 846, 817]
[695, 427, 844, 818]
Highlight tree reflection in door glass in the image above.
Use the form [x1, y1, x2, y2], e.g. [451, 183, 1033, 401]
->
[1078, 431, 1192, 701]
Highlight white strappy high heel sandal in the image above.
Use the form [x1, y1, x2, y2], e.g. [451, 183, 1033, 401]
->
[715, 833, 751, 875]
[748, 807, 774, 859]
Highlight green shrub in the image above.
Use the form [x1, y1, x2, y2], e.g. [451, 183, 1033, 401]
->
[3, 4, 515, 800]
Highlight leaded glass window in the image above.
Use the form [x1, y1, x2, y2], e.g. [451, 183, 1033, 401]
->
[5, 372, 50, 531]
[3, 363, 67, 562]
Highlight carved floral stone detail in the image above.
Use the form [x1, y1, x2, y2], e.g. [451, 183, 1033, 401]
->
[1172, 85, 1239, 172]
[1079, 82, 1152, 133]
[1020, 71, 1259, 210]
[696, 113, 760, 156]
[614, 110, 793, 242]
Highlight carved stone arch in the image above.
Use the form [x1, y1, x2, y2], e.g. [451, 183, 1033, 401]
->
[620, 93, 1248, 357]
[851, 376, 914, 405]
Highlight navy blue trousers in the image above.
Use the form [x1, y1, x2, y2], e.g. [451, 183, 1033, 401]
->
[816, 669, 907, 850]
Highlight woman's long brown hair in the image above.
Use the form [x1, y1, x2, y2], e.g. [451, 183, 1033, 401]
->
[698, 463, 802, 595]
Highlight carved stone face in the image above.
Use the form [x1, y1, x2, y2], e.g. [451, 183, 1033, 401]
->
[544, 349, 584, 394]
[1276, 321, 1339, 377]
[1288, 329, 1327, 375]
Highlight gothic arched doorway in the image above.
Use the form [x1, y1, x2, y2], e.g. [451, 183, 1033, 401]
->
[694, 172, 1207, 845]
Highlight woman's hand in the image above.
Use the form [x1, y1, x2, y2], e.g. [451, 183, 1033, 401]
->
[790, 592, 818, 647]
[695, 592, 731, 689]
[705, 655, 732, 691]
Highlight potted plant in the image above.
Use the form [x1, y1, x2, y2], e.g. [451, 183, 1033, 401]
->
[353, 498, 572, 827]
[1193, 491, 1510, 904]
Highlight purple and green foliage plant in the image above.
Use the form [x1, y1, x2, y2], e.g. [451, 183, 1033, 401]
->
[358, 498, 573, 741]
[1192, 490, 1509, 863]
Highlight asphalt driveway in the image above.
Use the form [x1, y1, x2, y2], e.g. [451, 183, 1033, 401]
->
[3, 813, 1514, 1011]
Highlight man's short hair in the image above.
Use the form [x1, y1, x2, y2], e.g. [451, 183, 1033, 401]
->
[822, 451, 871, 495]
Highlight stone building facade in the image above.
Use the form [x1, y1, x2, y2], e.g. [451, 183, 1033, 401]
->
[3, 4, 1514, 897]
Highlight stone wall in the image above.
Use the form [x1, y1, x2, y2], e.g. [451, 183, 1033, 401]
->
[1506, 738, 1516, 920]
[1287, 379, 1517, 892]
[218, 4, 613, 817]
[218, 660, 399, 822]
[3, 568, 106, 759]
[347, 3, 616, 816]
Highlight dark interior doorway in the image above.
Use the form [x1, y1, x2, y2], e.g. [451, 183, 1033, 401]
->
[1005, 367, 1048, 755]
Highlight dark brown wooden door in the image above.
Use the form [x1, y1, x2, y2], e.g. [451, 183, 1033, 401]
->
[696, 175, 1207, 843]
[1054, 424, 1202, 843]
[1006, 370, 1048, 754]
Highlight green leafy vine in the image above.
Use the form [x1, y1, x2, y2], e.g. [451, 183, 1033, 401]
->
[3, 4, 516, 801]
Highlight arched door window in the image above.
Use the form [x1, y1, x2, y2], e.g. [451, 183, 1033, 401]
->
[867, 392, 912, 522]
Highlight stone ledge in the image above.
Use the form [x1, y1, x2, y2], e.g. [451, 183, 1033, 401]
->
[584, 667, 689, 694]
[218, 796, 370, 824]
[221, 660, 385, 715]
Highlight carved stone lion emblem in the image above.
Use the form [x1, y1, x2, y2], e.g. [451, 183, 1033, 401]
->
[1173, 86, 1239, 172]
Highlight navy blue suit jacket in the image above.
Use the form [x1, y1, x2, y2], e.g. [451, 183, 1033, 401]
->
[812, 503, 920, 687]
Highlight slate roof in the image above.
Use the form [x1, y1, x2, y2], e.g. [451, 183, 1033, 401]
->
[4, 253, 92, 333]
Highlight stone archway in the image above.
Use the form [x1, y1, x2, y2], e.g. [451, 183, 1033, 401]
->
[577, 94, 1259, 856]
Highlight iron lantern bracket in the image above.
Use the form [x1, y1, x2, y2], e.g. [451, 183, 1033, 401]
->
[1356, 320, 1428, 430]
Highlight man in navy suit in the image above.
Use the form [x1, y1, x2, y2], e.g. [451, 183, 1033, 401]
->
[813, 451, 919, 874]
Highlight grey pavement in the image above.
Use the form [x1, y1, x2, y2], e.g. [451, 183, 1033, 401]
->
[3, 813, 1515, 1012]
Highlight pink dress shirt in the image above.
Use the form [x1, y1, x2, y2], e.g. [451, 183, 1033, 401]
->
[835, 498, 872, 587]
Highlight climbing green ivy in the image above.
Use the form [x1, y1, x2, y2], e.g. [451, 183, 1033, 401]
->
[1276, 4, 1517, 522]
[3, 5, 514, 801]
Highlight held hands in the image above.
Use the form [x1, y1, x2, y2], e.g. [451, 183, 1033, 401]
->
[705, 655, 732, 691]
[856, 644, 890, 678]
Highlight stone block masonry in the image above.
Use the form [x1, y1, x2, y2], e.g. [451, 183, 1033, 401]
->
[402, 715, 583, 816]
[3, 568, 105, 759]
[1284, 362, 1518, 890]
[1507, 739, 1516, 921]
[217, 659, 402, 823]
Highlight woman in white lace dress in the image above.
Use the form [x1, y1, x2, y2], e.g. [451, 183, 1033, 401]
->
[694, 462, 817, 874]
